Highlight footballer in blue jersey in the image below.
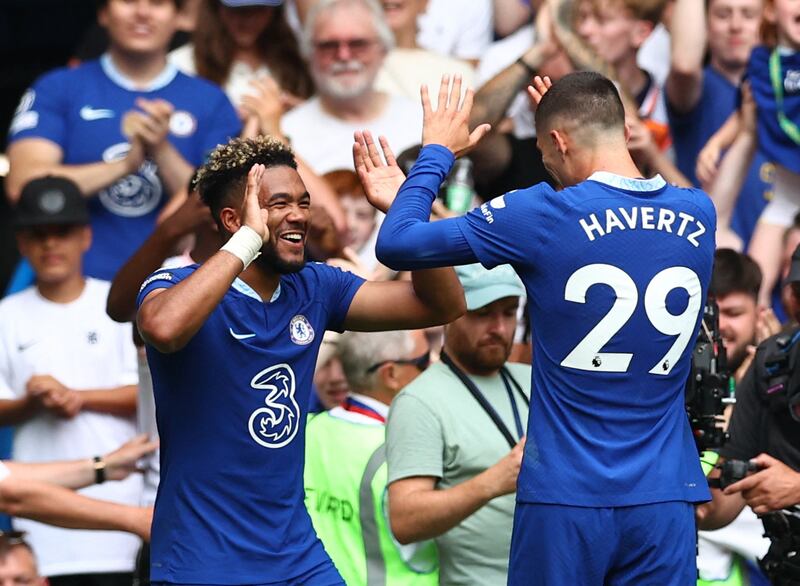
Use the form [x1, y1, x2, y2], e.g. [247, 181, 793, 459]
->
[136, 135, 465, 585]
[7, 0, 241, 282]
[365, 73, 716, 585]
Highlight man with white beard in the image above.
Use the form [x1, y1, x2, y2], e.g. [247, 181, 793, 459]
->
[281, 0, 422, 174]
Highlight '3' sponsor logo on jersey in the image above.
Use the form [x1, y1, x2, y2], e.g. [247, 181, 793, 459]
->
[79, 106, 115, 121]
[247, 364, 300, 449]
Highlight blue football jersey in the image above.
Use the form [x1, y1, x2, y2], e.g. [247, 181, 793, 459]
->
[9, 55, 241, 280]
[136, 263, 364, 583]
[461, 172, 716, 506]
[748, 46, 800, 174]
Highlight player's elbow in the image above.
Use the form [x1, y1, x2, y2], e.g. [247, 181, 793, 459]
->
[375, 236, 406, 271]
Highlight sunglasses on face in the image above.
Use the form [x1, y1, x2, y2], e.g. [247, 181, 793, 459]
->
[365, 351, 431, 374]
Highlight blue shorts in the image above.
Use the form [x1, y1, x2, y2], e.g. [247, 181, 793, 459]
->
[152, 559, 344, 586]
[508, 501, 697, 586]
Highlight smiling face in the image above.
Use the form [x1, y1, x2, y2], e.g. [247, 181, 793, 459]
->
[310, 2, 387, 101]
[254, 166, 312, 274]
[707, 0, 762, 71]
[575, 0, 652, 67]
[99, 0, 178, 57]
[767, 0, 800, 49]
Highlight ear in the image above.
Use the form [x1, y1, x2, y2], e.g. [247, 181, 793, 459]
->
[80, 225, 92, 253]
[623, 121, 632, 143]
[377, 362, 407, 392]
[219, 206, 243, 236]
[630, 20, 654, 49]
[549, 129, 568, 159]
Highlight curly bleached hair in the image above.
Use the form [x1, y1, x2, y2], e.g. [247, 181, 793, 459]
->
[194, 135, 297, 224]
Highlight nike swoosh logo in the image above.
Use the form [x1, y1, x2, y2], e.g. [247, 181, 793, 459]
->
[229, 328, 256, 340]
[79, 106, 114, 121]
[17, 340, 38, 352]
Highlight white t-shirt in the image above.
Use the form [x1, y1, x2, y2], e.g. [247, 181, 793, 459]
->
[168, 43, 271, 108]
[375, 49, 476, 102]
[417, 0, 493, 61]
[638, 23, 671, 88]
[280, 93, 423, 174]
[0, 278, 141, 577]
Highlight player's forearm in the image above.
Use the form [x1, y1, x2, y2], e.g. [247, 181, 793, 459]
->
[137, 250, 243, 353]
[376, 145, 476, 270]
[3, 459, 96, 489]
[409, 269, 466, 325]
[0, 398, 40, 426]
[0, 478, 151, 539]
[107, 220, 186, 323]
[389, 473, 498, 544]
[710, 131, 756, 228]
[79, 385, 138, 417]
[150, 142, 193, 199]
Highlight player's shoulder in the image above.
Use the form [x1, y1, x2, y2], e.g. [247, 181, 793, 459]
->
[140, 265, 198, 292]
[485, 182, 556, 211]
[665, 184, 717, 221]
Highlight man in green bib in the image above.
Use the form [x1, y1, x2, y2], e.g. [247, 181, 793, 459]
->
[304, 328, 436, 586]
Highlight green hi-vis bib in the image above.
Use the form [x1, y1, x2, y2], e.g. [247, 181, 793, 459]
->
[304, 412, 439, 586]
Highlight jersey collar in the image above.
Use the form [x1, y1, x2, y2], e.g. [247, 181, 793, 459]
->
[100, 53, 179, 92]
[588, 171, 666, 192]
[232, 278, 281, 303]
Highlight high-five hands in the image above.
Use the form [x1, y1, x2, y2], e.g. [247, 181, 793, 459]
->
[421, 75, 491, 158]
[352, 130, 406, 214]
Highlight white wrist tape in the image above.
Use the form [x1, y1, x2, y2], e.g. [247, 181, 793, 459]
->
[221, 225, 263, 269]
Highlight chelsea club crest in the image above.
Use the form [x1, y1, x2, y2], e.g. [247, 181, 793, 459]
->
[289, 315, 314, 345]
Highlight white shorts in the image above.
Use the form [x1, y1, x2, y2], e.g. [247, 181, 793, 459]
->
[761, 165, 800, 227]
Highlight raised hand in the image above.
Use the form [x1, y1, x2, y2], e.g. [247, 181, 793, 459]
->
[352, 130, 406, 214]
[421, 75, 491, 158]
[241, 163, 268, 242]
[526, 75, 553, 111]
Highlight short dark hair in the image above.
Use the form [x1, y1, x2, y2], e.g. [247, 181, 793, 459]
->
[194, 136, 297, 223]
[710, 248, 762, 300]
[534, 71, 626, 137]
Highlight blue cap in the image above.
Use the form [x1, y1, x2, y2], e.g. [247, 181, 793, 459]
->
[220, 0, 283, 6]
[455, 263, 525, 310]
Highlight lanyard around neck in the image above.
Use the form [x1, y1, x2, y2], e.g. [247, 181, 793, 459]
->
[769, 49, 800, 146]
[440, 351, 528, 449]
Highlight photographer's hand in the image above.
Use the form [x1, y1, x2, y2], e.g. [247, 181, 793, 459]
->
[724, 454, 800, 514]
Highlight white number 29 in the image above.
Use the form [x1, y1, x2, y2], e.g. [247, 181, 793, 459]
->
[560, 264, 701, 375]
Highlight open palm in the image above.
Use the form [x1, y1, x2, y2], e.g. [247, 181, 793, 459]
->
[352, 131, 406, 214]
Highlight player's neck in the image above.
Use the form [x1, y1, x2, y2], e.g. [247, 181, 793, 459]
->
[577, 146, 644, 182]
[239, 264, 281, 303]
[107, 48, 170, 88]
[36, 273, 86, 304]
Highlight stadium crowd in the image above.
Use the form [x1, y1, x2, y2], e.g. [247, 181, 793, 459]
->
[1, 0, 800, 584]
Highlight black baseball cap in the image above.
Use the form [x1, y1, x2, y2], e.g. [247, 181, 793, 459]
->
[788, 244, 800, 284]
[15, 177, 89, 229]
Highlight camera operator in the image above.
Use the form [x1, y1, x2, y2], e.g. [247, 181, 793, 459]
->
[697, 245, 800, 583]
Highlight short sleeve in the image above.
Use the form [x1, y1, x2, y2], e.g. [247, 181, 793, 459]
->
[386, 393, 445, 483]
[199, 90, 241, 160]
[719, 365, 764, 461]
[312, 264, 366, 333]
[136, 266, 196, 308]
[8, 70, 69, 145]
[460, 184, 551, 269]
